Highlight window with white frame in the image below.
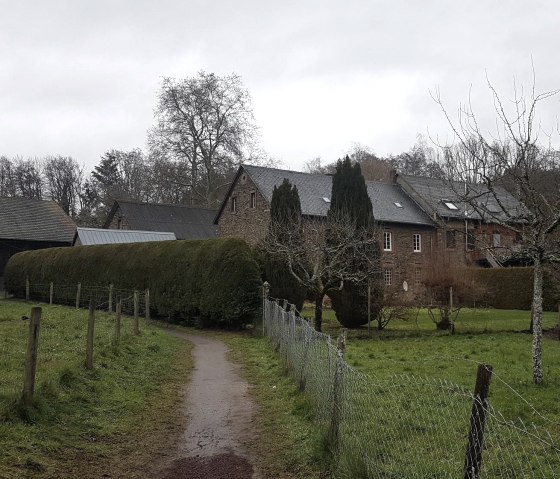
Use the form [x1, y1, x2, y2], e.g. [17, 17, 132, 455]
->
[413, 234, 421, 252]
[383, 268, 393, 286]
[231, 197, 237, 213]
[492, 231, 501, 247]
[383, 232, 392, 251]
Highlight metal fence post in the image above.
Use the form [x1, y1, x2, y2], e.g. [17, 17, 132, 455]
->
[49, 282, 54, 305]
[25, 277, 30, 301]
[108, 284, 113, 312]
[464, 364, 493, 479]
[145, 289, 150, 321]
[262, 281, 270, 336]
[329, 328, 347, 452]
[22, 307, 41, 406]
[115, 299, 122, 344]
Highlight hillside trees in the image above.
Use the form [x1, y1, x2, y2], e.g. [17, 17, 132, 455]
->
[435, 76, 560, 383]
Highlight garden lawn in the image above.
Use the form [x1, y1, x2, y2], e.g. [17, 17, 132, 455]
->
[0, 298, 192, 479]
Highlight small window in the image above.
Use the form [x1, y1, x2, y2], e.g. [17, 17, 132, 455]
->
[322, 197, 331, 203]
[383, 268, 393, 286]
[414, 268, 422, 285]
[492, 232, 501, 247]
[383, 232, 392, 251]
[250, 192, 256, 209]
[413, 234, 421, 252]
[394, 202, 403, 208]
[446, 230, 456, 248]
[444, 201, 459, 210]
[467, 231, 476, 250]
[231, 197, 237, 213]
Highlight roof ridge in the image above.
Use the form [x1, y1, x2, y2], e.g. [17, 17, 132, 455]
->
[115, 199, 218, 211]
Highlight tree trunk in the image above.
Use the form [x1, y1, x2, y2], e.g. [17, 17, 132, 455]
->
[314, 295, 324, 332]
[532, 256, 544, 384]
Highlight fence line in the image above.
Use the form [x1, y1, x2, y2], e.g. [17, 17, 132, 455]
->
[264, 297, 560, 478]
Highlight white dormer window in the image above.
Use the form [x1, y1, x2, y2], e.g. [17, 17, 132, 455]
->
[394, 202, 403, 208]
[322, 197, 331, 203]
[443, 201, 458, 210]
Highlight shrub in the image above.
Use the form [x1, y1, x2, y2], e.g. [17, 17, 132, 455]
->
[4, 238, 261, 328]
[463, 267, 560, 311]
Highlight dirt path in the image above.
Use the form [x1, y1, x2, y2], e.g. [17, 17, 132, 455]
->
[158, 330, 261, 479]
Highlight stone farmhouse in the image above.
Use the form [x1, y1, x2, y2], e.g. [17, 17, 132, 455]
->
[104, 199, 217, 240]
[214, 164, 527, 296]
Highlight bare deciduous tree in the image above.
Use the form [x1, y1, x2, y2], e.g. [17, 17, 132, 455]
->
[263, 215, 380, 331]
[44, 156, 83, 216]
[149, 71, 260, 206]
[434, 73, 560, 383]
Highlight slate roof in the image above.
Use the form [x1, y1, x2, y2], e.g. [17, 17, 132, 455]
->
[105, 200, 217, 240]
[0, 197, 76, 243]
[75, 227, 176, 246]
[234, 164, 434, 226]
[398, 175, 528, 222]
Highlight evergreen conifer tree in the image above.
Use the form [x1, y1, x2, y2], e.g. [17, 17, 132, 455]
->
[328, 156, 382, 327]
[264, 178, 306, 310]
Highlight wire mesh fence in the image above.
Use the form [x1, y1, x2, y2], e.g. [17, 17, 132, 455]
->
[264, 297, 560, 478]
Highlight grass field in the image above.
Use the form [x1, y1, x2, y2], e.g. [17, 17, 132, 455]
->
[0, 298, 192, 479]
[296, 305, 560, 478]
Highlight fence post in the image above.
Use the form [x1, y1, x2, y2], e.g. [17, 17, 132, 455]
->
[145, 289, 150, 321]
[449, 286, 455, 335]
[463, 364, 493, 479]
[22, 307, 41, 406]
[133, 290, 139, 335]
[75, 282, 81, 309]
[25, 277, 30, 301]
[108, 284, 113, 313]
[49, 282, 54, 305]
[329, 328, 347, 452]
[115, 299, 121, 344]
[86, 300, 95, 369]
[262, 282, 270, 336]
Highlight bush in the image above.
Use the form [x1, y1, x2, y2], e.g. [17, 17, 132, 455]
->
[462, 266, 560, 311]
[4, 238, 261, 328]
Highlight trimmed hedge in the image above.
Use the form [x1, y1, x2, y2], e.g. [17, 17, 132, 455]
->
[4, 238, 262, 327]
[463, 266, 560, 311]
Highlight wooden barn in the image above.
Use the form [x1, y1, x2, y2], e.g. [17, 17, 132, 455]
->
[0, 197, 76, 289]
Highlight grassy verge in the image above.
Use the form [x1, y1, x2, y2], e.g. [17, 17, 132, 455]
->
[216, 331, 332, 478]
[0, 298, 192, 479]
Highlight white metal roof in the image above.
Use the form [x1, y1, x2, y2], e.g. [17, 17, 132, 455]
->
[75, 227, 176, 246]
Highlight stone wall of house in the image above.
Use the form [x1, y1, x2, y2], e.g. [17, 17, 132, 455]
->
[106, 206, 132, 230]
[379, 224, 436, 299]
[217, 172, 270, 246]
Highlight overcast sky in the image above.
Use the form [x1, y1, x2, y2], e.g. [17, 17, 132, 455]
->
[1, 1, 559, 173]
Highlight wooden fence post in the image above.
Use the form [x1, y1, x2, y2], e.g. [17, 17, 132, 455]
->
[22, 307, 41, 406]
[133, 290, 139, 335]
[145, 289, 150, 321]
[450, 286, 455, 335]
[49, 282, 54, 305]
[464, 364, 493, 479]
[115, 299, 122, 344]
[25, 277, 30, 301]
[86, 300, 95, 370]
[108, 284, 113, 313]
[75, 282, 81, 309]
[329, 328, 347, 452]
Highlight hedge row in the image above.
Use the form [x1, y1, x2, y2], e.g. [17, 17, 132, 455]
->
[464, 266, 560, 311]
[4, 238, 262, 327]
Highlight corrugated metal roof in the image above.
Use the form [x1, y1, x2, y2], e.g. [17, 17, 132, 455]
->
[75, 228, 176, 245]
[242, 164, 434, 226]
[105, 201, 217, 240]
[0, 197, 76, 243]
